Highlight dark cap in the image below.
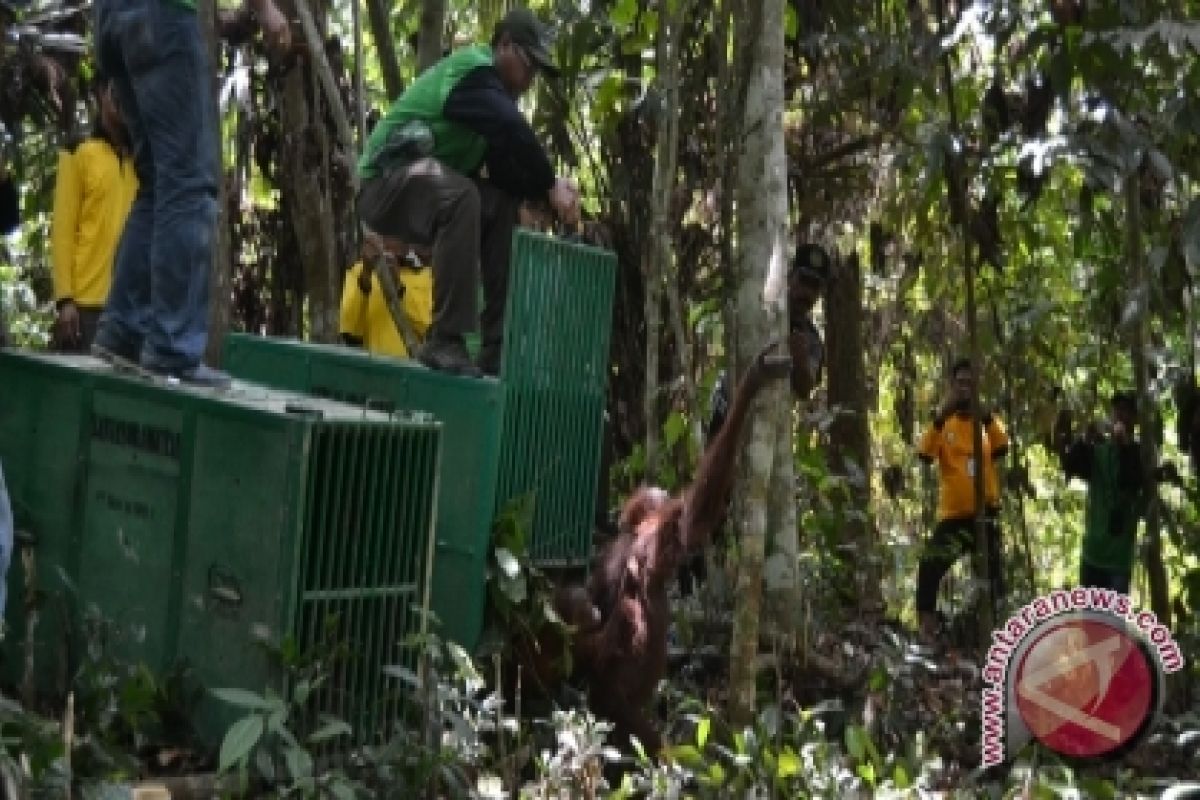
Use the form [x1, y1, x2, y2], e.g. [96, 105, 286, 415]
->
[496, 7, 559, 77]
[790, 243, 831, 285]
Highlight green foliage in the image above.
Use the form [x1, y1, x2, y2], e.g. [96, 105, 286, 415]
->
[70, 606, 205, 779]
[480, 493, 574, 674]
[365, 631, 510, 798]
[212, 620, 358, 797]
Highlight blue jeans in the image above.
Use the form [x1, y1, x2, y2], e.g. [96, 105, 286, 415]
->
[0, 460, 12, 617]
[94, 0, 218, 372]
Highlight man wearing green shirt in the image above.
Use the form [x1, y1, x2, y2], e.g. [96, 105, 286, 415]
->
[357, 7, 581, 377]
[92, 0, 289, 388]
[1056, 391, 1150, 594]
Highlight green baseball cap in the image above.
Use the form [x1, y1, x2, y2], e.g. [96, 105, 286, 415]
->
[496, 7, 559, 77]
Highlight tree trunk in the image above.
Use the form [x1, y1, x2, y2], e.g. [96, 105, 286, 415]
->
[200, 2, 232, 365]
[825, 252, 879, 610]
[417, 0, 446, 73]
[1126, 166, 1171, 628]
[276, 0, 344, 343]
[727, 0, 788, 728]
[365, 0, 403, 100]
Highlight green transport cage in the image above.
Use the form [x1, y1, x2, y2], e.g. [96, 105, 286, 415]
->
[223, 229, 617, 639]
[222, 335, 502, 651]
[0, 351, 441, 746]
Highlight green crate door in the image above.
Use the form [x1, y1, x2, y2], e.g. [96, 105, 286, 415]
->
[497, 231, 616, 564]
[175, 410, 303, 743]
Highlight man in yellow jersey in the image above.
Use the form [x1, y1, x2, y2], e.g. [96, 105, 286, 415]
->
[916, 357, 1009, 640]
[52, 74, 137, 352]
[339, 258, 433, 358]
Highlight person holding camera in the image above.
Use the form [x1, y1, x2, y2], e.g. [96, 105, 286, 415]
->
[1053, 391, 1150, 594]
[915, 357, 1009, 641]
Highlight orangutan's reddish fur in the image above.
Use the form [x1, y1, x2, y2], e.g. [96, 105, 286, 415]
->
[554, 344, 789, 753]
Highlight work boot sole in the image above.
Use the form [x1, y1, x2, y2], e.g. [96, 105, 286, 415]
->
[417, 352, 482, 378]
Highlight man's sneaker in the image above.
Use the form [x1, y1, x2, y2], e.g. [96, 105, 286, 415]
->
[146, 361, 233, 390]
[416, 335, 482, 378]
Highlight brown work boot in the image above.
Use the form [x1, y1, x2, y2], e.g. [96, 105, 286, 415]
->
[477, 340, 502, 378]
[417, 334, 482, 378]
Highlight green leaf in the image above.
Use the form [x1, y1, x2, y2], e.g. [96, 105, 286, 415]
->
[283, 746, 314, 781]
[844, 725, 866, 762]
[293, 678, 311, 706]
[856, 762, 876, 786]
[308, 719, 353, 744]
[382, 665, 421, 688]
[611, 0, 638, 29]
[219, 714, 265, 773]
[211, 688, 272, 710]
[776, 747, 801, 779]
[542, 598, 564, 626]
[276, 724, 300, 749]
[610, 773, 636, 800]
[665, 744, 705, 769]
[893, 762, 911, 789]
[663, 411, 686, 448]
[1077, 777, 1116, 799]
[253, 748, 276, 781]
[703, 762, 726, 786]
[329, 781, 357, 800]
[267, 707, 288, 735]
[499, 572, 527, 605]
[696, 716, 711, 749]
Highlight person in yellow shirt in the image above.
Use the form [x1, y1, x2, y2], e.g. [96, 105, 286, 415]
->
[339, 257, 433, 358]
[915, 357, 1009, 641]
[51, 74, 137, 351]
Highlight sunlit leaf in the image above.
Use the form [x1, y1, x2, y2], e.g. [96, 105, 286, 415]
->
[494, 547, 521, 579]
[211, 688, 271, 710]
[218, 715, 264, 773]
[776, 747, 801, 779]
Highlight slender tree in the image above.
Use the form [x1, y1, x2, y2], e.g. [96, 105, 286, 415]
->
[727, 0, 789, 726]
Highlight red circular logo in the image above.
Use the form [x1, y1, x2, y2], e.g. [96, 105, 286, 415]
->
[1013, 618, 1155, 759]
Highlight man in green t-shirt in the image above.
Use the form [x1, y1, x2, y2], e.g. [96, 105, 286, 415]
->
[92, 0, 289, 388]
[357, 7, 581, 378]
[1055, 391, 1150, 594]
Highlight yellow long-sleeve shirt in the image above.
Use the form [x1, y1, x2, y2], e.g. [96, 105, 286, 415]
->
[339, 261, 433, 358]
[51, 138, 137, 308]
